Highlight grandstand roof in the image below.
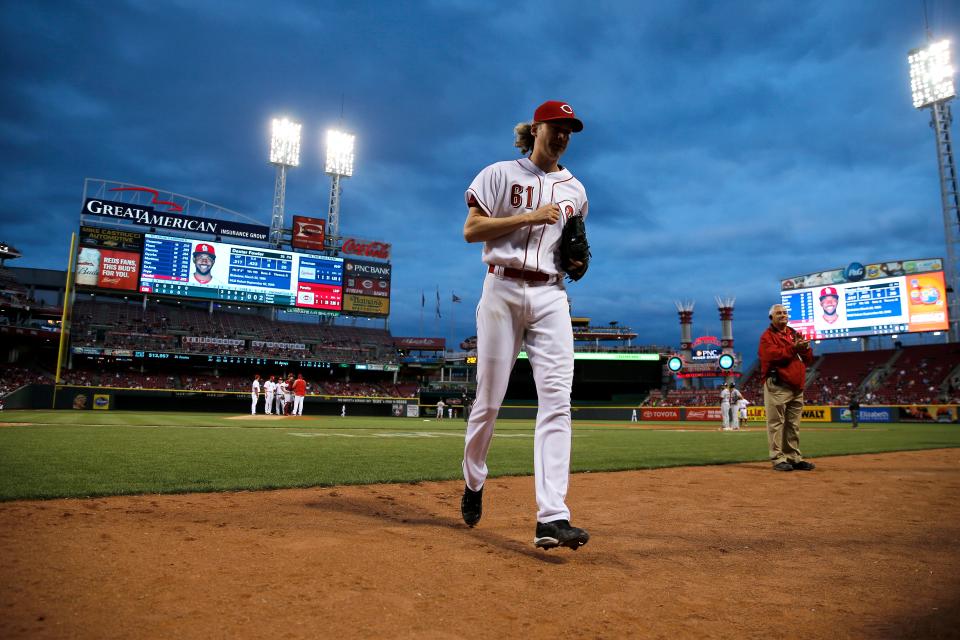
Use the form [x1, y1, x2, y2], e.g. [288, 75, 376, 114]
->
[0, 243, 22, 261]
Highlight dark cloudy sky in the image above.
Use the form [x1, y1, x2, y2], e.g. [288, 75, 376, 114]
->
[0, 1, 957, 361]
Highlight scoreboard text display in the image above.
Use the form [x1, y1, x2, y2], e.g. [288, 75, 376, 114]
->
[139, 233, 342, 310]
[781, 270, 949, 339]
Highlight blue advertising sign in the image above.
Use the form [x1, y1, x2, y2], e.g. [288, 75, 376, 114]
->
[837, 407, 893, 423]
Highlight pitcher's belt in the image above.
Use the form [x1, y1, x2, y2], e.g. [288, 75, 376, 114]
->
[487, 264, 557, 283]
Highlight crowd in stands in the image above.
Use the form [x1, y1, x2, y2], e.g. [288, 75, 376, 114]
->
[54, 369, 418, 398]
[0, 365, 53, 396]
[72, 300, 398, 364]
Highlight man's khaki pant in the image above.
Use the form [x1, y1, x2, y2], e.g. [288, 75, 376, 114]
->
[763, 378, 804, 465]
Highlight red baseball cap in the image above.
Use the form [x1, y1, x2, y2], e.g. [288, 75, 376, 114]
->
[819, 286, 838, 299]
[194, 243, 216, 257]
[533, 101, 583, 132]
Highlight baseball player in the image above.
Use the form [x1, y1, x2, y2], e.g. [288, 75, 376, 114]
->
[263, 375, 276, 415]
[631, 408, 638, 423]
[292, 374, 307, 416]
[737, 396, 750, 428]
[192, 243, 220, 286]
[729, 384, 744, 430]
[819, 287, 841, 325]
[274, 374, 285, 415]
[284, 375, 294, 415]
[250, 374, 261, 415]
[436, 399, 445, 420]
[460, 100, 589, 551]
[277, 376, 289, 416]
[720, 383, 732, 430]
[341, 404, 346, 417]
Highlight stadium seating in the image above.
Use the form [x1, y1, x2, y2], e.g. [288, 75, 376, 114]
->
[72, 300, 399, 364]
[869, 343, 960, 404]
[804, 349, 895, 404]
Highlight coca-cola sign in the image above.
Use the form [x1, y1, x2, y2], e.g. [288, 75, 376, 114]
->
[342, 238, 390, 260]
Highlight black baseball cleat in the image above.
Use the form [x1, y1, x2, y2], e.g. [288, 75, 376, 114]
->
[772, 461, 794, 471]
[791, 460, 816, 471]
[534, 520, 590, 550]
[461, 485, 483, 527]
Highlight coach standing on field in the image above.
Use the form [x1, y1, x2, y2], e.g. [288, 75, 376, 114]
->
[759, 304, 816, 472]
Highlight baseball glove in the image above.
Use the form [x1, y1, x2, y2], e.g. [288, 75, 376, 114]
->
[559, 214, 590, 281]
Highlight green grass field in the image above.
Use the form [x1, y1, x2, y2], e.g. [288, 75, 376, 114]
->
[0, 410, 958, 501]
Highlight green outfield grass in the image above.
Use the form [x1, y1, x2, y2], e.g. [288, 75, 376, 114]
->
[0, 410, 958, 501]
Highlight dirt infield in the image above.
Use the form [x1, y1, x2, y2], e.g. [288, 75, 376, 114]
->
[1, 449, 959, 639]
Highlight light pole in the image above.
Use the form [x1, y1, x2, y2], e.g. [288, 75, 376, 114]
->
[269, 118, 302, 247]
[909, 39, 959, 341]
[324, 129, 355, 248]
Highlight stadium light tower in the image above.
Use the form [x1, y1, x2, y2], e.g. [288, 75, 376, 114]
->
[324, 129, 355, 245]
[269, 117, 302, 246]
[908, 38, 959, 341]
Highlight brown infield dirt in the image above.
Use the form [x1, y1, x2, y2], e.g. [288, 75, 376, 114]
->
[1, 448, 959, 639]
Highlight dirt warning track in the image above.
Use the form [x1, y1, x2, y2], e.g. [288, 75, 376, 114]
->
[1, 449, 958, 639]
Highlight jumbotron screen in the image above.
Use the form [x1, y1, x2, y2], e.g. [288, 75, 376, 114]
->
[779, 258, 949, 339]
[138, 233, 343, 310]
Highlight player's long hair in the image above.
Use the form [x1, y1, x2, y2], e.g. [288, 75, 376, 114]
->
[514, 122, 535, 155]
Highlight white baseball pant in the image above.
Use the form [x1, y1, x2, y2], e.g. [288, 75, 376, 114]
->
[265, 392, 274, 414]
[250, 393, 258, 415]
[721, 402, 731, 429]
[463, 273, 574, 523]
[293, 396, 304, 416]
[731, 405, 740, 429]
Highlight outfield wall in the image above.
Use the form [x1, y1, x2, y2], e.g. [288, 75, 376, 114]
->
[15, 385, 415, 417]
[6, 385, 958, 423]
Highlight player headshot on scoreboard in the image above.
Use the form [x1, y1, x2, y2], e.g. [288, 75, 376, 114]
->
[818, 286, 841, 325]
[192, 243, 222, 286]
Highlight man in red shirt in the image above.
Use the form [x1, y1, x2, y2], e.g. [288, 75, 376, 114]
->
[292, 374, 307, 416]
[759, 304, 816, 472]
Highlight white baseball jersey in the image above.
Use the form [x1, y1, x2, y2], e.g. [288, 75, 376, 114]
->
[264, 380, 276, 395]
[466, 157, 588, 276]
[720, 388, 730, 404]
[251, 379, 261, 394]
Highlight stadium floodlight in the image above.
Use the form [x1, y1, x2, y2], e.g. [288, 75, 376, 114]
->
[268, 117, 302, 247]
[270, 118, 302, 167]
[908, 37, 960, 342]
[667, 356, 683, 372]
[325, 128, 356, 244]
[325, 129, 355, 177]
[909, 40, 956, 109]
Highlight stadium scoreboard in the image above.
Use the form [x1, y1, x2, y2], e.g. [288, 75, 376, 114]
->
[76, 226, 387, 317]
[780, 258, 948, 339]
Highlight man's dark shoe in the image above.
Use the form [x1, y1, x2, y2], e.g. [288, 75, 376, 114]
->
[791, 460, 816, 471]
[534, 519, 590, 550]
[461, 485, 482, 527]
[772, 461, 794, 472]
